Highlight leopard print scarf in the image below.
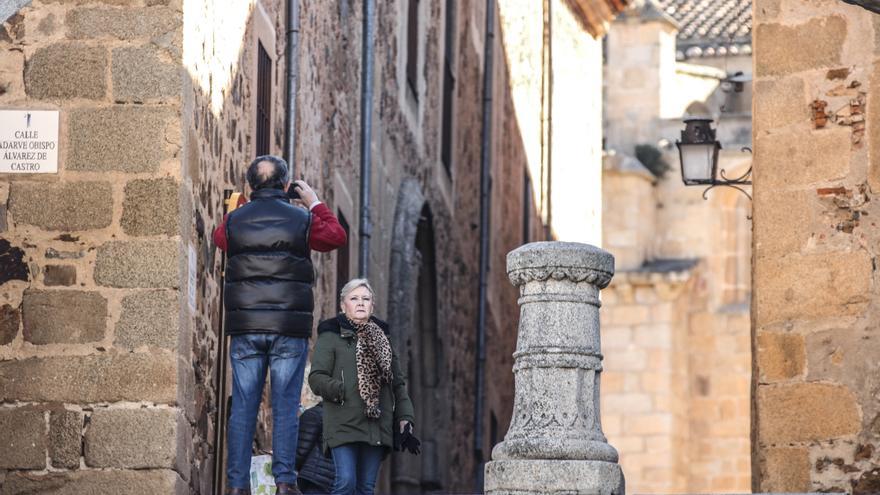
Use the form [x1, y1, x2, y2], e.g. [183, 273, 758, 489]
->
[346, 316, 393, 419]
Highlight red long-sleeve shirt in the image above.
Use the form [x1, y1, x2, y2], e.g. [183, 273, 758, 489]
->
[213, 202, 347, 253]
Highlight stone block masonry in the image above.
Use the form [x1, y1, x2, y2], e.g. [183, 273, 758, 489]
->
[754, 16, 847, 76]
[22, 289, 107, 344]
[0, 407, 46, 470]
[24, 42, 107, 100]
[43, 264, 76, 286]
[114, 290, 179, 349]
[757, 383, 861, 444]
[0, 353, 178, 403]
[85, 408, 179, 469]
[111, 46, 182, 103]
[8, 181, 113, 231]
[0, 0, 187, 489]
[753, 77, 808, 131]
[66, 6, 181, 41]
[0, 470, 183, 495]
[752, 1, 880, 492]
[756, 332, 805, 382]
[94, 240, 180, 288]
[600, 263, 751, 494]
[0, 304, 20, 345]
[67, 107, 177, 173]
[50, 408, 84, 469]
[121, 178, 181, 236]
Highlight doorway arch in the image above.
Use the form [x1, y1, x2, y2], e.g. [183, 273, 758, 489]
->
[385, 179, 449, 493]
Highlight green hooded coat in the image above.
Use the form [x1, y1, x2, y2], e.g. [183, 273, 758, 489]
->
[308, 315, 415, 454]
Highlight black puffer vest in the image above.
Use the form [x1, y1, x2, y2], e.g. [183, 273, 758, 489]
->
[224, 188, 314, 338]
[296, 403, 335, 491]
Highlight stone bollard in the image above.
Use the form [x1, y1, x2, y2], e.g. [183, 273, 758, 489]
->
[485, 242, 624, 495]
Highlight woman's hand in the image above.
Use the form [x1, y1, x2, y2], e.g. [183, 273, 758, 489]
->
[398, 420, 421, 455]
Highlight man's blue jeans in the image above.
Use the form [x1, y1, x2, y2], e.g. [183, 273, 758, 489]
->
[330, 443, 385, 495]
[226, 334, 309, 489]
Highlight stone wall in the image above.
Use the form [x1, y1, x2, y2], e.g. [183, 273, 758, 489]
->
[604, 9, 678, 155]
[601, 160, 752, 493]
[601, 7, 753, 489]
[0, 0, 604, 492]
[0, 0, 187, 492]
[181, 0, 553, 491]
[498, 0, 605, 246]
[293, 0, 560, 489]
[752, 1, 880, 492]
[602, 157, 655, 270]
[600, 262, 751, 493]
[601, 267, 695, 494]
[179, 0, 291, 491]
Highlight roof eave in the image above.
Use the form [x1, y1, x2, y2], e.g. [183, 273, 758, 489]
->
[563, 0, 630, 38]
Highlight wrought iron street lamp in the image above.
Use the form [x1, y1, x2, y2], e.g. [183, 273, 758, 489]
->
[676, 117, 752, 199]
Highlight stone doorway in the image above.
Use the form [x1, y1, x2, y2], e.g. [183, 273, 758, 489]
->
[382, 179, 450, 493]
[397, 205, 447, 493]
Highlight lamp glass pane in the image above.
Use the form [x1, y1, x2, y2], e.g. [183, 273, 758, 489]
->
[680, 143, 715, 182]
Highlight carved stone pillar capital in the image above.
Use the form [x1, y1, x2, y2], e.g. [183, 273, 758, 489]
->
[507, 241, 614, 289]
[485, 242, 624, 495]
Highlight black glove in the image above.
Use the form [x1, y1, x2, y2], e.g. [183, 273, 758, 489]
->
[393, 422, 406, 451]
[395, 422, 421, 455]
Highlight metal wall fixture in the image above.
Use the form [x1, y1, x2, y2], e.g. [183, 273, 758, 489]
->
[676, 117, 752, 200]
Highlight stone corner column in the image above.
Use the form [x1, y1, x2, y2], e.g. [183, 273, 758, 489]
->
[484, 241, 625, 495]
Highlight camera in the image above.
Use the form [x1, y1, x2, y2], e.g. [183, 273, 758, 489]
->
[288, 186, 300, 201]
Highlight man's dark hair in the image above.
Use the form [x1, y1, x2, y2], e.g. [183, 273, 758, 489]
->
[246, 155, 290, 190]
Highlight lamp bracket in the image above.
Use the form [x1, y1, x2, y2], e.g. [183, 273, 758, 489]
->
[701, 147, 752, 200]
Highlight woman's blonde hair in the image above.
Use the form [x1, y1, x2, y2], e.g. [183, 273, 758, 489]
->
[339, 278, 375, 305]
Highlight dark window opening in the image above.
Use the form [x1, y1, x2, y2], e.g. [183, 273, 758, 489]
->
[256, 42, 272, 156]
[335, 211, 351, 308]
[523, 171, 531, 244]
[490, 412, 499, 449]
[406, 0, 420, 98]
[440, 0, 456, 175]
[415, 206, 439, 388]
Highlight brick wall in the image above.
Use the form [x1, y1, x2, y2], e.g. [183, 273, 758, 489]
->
[752, 1, 880, 492]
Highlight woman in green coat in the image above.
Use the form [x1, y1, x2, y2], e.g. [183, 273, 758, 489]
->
[308, 278, 415, 495]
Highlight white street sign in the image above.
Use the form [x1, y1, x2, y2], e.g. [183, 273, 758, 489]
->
[0, 110, 60, 173]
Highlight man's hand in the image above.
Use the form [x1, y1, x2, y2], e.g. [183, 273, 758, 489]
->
[292, 180, 319, 207]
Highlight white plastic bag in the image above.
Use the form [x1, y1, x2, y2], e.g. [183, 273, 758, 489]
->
[250, 454, 276, 495]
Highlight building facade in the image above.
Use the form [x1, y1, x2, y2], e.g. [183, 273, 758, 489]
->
[752, 0, 880, 492]
[0, 0, 621, 493]
[600, 0, 753, 492]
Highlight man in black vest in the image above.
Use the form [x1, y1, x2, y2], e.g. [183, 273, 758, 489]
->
[213, 155, 347, 495]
